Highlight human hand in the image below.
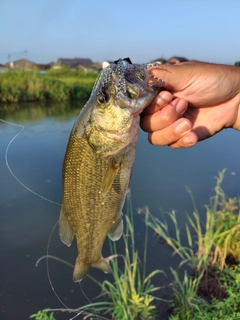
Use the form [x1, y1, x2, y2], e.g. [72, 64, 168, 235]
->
[141, 61, 240, 148]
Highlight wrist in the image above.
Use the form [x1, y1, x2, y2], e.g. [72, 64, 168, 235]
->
[234, 99, 240, 130]
[232, 67, 240, 130]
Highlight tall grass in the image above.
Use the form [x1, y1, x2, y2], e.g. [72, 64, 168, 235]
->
[0, 68, 98, 104]
[147, 169, 240, 272]
[146, 169, 240, 319]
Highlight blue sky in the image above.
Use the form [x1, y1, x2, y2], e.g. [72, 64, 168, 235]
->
[1, 0, 240, 65]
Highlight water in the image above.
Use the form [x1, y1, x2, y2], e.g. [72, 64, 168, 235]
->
[1, 101, 240, 319]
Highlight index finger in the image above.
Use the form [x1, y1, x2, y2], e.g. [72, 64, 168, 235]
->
[142, 91, 173, 116]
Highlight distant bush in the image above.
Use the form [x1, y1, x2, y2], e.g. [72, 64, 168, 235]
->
[0, 68, 98, 104]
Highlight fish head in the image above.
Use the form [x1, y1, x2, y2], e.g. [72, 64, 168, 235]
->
[85, 58, 165, 130]
[73, 58, 164, 155]
[95, 58, 165, 116]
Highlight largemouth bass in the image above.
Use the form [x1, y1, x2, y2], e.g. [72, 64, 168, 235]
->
[59, 58, 164, 281]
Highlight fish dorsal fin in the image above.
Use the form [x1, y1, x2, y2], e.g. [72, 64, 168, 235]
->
[101, 158, 121, 197]
[59, 207, 75, 247]
[108, 216, 123, 241]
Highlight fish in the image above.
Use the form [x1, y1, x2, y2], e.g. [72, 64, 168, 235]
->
[59, 58, 164, 281]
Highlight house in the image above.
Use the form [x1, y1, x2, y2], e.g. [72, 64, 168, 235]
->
[102, 60, 115, 69]
[35, 62, 54, 70]
[7, 59, 36, 69]
[150, 56, 188, 65]
[55, 58, 94, 69]
[0, 63, 7, 69]
[166, 56, 189, 64]
[0, 63, 7, 73]
[150, 58, 167, 65]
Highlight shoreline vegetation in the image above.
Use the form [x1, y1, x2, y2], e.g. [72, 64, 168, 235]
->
[0, 67, 98, 108]
[1, 60, 240, 108]
[31, 170, 240, 320]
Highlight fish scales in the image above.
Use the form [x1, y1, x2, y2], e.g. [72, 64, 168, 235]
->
[59, 58, 164, 281]
[62, 134, 134, 250]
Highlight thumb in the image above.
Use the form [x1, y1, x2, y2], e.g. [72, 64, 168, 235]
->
[149, 62, 193, 93]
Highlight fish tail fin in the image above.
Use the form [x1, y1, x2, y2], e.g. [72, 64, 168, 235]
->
[73, 257, 91, 282]
[92, 257, 111, 274]
[73, 256, 111, 282]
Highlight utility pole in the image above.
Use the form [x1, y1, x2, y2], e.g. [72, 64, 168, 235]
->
[8, 54, 11, 67]
[24, 50, 28, 60]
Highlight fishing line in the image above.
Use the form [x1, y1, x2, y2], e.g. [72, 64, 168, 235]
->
[1, 118, 61, 206]
[46, 221, 76, 312]
[78, 282, 100, 320]
[45, 221, 85, 319]
[45, 221, 97, 320]
[1, 118, 73, 313]
[2, 118, 98, 319]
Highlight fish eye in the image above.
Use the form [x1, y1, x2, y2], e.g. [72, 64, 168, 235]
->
[98, 89, 109, 104]
[126, 86, 138, 99]
[135, 72, 145, 81]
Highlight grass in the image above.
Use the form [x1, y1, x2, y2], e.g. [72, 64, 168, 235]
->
[0, 67, 98, 105]
[169, 265, 240, 320]
[30, 170, 240, 319]
[30, 309, 56, 320]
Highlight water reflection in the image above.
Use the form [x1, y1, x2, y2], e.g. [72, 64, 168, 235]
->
[0, 100, 84, 121]
[0, 101, 240, 319]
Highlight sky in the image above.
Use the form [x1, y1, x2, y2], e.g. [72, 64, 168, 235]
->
[1, 0, 240, 66]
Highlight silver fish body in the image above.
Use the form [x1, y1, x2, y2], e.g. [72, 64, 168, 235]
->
[59, 58, 164, 281]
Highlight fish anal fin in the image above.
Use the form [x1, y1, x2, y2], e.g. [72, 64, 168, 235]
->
[101, 159, 120, 197]
[108, 216, 123, 241]
[59, 207, 75, 247]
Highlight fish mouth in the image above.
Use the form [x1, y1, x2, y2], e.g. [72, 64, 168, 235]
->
[94, 58, 164, 103]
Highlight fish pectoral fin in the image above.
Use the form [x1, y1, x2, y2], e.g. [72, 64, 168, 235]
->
[93, 257, 111, 274]
[101, 159, 120, 197]
[59, 207, 75, 247]
[108, 217, 123, 241]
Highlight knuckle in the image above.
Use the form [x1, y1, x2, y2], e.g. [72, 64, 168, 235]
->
[148, 133, 155, 145]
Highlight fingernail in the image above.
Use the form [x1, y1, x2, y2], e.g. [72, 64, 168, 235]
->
[183, 135, 197, 146]
[174, 121, 191, 134]
[156, 94, 170, 106]
[176, 99, 187, 115]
